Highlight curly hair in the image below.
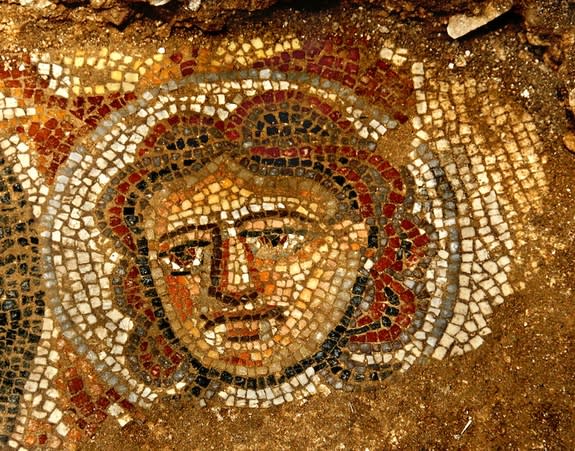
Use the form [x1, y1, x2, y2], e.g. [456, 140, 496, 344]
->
[95, 90, 431, 395]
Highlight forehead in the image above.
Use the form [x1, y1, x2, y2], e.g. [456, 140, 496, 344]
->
[145, 157, 343, 231]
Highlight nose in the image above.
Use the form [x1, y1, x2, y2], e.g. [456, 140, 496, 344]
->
[209, 236, 261, 306]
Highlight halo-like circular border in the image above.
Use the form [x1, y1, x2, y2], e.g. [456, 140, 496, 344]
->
[39, 67, 459, 406]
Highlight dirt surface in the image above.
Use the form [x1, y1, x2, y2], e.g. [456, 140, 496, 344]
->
[0, 1, 574, 450]
[0, 0, 567, 31]
[0, 0, 492, 31]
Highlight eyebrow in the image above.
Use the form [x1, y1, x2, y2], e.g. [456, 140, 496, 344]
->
[157, 209, 316, 243]
[158, 223, 217, 242]
[232, 210, 315, 228]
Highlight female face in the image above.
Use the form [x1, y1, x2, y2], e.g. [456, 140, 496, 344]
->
[144, 158, 369, 378]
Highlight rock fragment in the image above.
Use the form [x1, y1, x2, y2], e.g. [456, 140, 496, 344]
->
[447, 0, 513, 39]
[563, 132, 575, 154]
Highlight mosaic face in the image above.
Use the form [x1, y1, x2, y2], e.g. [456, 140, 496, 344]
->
[144, 158, 368, 375]
[86, 81, 432, 396]
[0, 34, 548, 449]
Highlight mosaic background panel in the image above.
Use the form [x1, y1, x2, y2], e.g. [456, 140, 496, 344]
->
[0, 33, 549, 449]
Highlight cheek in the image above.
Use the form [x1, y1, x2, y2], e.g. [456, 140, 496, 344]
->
[253, 263, 295, 297]
[255, 238, 330, 274]
[165, 275, 200, 321]
[253, 237, 339, 298]
[297, 236, 332, 261]
[153, 217, 169, 238]
[166, 274, 202, 296]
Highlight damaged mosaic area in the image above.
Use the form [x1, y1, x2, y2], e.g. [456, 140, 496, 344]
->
[0, 35, 547, 449]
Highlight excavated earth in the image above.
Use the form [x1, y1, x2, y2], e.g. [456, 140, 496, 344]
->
[0, 1, 573, 450]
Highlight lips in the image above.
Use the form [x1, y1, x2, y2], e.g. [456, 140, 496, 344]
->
[201, 305, 285, 341]
[202, 305, 284, 328]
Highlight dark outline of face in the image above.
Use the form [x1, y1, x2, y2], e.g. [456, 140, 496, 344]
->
[97, 106, 427, 397]
[130, 157, 370, 390]
[146, 156, 373, 376]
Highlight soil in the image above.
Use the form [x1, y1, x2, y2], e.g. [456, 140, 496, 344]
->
[0, 1, 573, 450]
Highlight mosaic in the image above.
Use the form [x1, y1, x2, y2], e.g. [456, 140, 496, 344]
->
[0, 35, 547, 449]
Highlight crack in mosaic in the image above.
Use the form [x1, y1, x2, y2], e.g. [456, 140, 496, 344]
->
[0, 35, 547, 449]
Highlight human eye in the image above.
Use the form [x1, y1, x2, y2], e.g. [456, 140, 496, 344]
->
[159, 239, 211, 275]
[240, 221, 310, 259]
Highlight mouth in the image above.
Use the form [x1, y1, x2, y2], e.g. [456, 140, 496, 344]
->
[200, 305, 286, 342]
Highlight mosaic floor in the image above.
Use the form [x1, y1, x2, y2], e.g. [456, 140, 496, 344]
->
[0, 31, 549, 449]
